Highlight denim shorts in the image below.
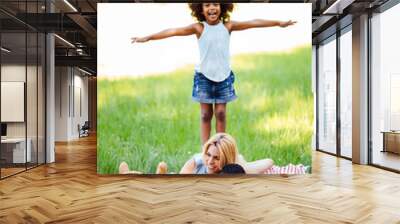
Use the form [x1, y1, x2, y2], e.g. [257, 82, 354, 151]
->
[192, 71, 237, 104]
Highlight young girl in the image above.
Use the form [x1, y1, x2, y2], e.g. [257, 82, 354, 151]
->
[131, 3, 296, 145]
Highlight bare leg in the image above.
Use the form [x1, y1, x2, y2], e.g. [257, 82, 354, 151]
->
[200, 103, 213, 145]
[215, 103, 227, 133]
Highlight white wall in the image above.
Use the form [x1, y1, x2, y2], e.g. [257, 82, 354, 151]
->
[1, 65, 26, 81]
[1, 65, 35, 138]
[1, 63, 46, 164]
[1, 65, 25, 132]
[55, 67, 89, 141]
[55, 66, 70, 141]
[73, 72, 89, 136]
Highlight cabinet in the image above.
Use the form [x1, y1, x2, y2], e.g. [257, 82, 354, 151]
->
[382, 132, 400, 154]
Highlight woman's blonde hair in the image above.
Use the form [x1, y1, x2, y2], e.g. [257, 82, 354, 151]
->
[202, 133, 238, 167]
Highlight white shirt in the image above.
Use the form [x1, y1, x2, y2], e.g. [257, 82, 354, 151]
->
[195, 21, 231, 82]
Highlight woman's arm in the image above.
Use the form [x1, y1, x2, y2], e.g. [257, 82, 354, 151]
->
[131, 23, 200, 43]
[179, 158, 196, 174]
[227, 19, 296, 32]
[236, 154, 274, 174]
[243, 159, 274, 174]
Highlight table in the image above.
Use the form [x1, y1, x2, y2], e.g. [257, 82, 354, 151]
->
[381, 131, 400, 154]
[1, 138, 31, 163]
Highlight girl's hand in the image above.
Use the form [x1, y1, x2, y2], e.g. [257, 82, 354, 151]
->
[279, 20, 297, 28]
[131, 36, 149, 43]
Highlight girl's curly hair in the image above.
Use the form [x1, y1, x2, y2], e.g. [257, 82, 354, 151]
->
[188, 3, 234, 23]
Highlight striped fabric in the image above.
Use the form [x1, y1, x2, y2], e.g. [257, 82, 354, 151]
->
[264, 164, 308, 175]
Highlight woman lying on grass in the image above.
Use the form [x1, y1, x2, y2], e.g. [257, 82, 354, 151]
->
[119, 133, 273, 174]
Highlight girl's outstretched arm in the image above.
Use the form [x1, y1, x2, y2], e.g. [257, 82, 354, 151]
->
[131, 23, 200, 43]
[228, 19, 296, 32]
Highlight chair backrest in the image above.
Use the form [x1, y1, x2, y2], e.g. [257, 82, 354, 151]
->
[81, 121, 90, 130]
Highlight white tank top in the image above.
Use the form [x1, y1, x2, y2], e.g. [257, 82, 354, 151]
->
[195, 21, 231, 82]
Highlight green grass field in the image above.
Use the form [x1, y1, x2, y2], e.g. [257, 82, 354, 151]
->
[98, 46, 313, 174]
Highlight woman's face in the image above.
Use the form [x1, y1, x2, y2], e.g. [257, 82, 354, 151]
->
[202, 3, 221, 24]
[204, 145, 222, 174]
